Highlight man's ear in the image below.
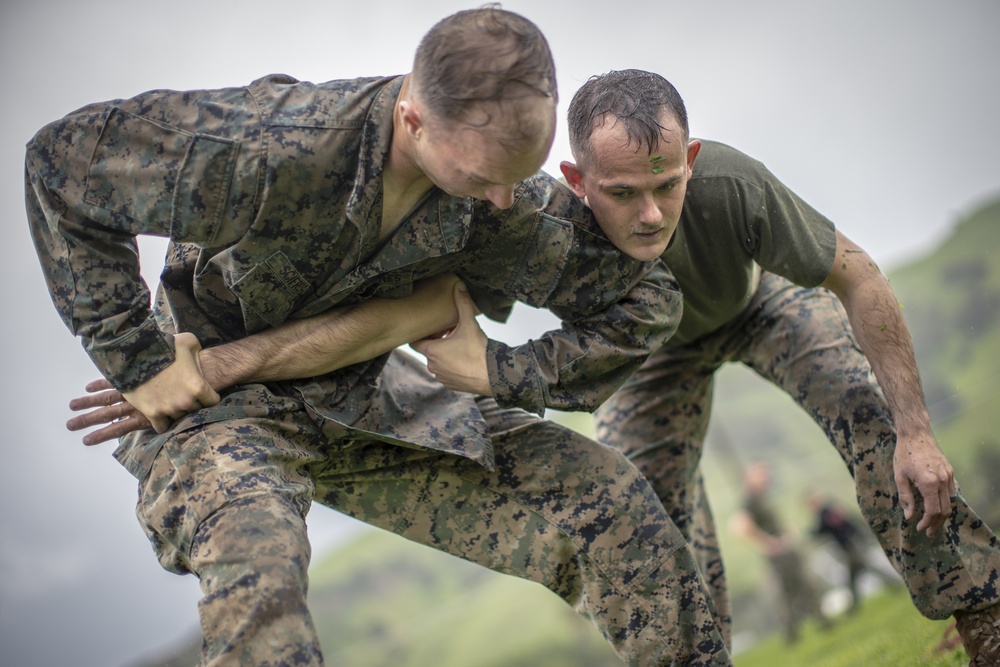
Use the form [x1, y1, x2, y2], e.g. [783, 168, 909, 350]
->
[398, 99, 423, 140]
[559, 161, 586, 198]
[686, 139, 702, 171]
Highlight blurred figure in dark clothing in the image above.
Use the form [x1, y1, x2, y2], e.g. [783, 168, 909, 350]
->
[807, 492, 900, 612]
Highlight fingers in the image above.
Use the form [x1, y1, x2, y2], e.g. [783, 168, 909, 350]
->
[917, 480, 953, 537]
[67, 398, 153, 446]
[894, 438, 957, 537]
[194, 384, 221, 409]
[68, 377, 159, 441]
[911, 471, 955, 536]
[916, 489, 940, 535]
[84, 378, 114, 393]
[147, 414, 174, 434]
[935, 485, 953, 533]
[897, 475, 915, 522]
[69, 388, 123, 411]
[81, 415, 151, 446]
[66, 401, 133, 431]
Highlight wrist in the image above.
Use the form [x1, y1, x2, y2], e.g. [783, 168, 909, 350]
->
[199, 346, 236, 392]
[893, 412, 933, 441]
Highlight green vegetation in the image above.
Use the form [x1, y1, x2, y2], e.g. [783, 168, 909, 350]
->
[734, 589, 965, 667]
[306, 528, 969, 667]
[887, 197, 1000, 525]
[308, 526, 623, 667]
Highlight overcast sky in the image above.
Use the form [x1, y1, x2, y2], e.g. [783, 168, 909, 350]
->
[2, 1, 998, 665]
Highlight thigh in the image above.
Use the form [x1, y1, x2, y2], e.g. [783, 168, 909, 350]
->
[737, 274, 895, 489]
[137, 386, 324, 575]
[313, 399, 685, 591]
[594, 345, 716, 529]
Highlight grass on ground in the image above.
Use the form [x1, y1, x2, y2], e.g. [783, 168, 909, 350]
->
[734, 588, 968, 667]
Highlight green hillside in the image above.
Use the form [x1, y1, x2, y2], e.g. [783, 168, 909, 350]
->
[134, 193, 1000, 666]
[308, 528, 622, 667]
[733, 587, 964, 667]
[886, 197, 1000, 518]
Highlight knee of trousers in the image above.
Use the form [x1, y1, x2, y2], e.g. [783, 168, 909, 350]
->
[562, 446, 689, 590]
[191, 497, 320, 667]
[136, 443, 314, 576]
[192, 494, 313, 602]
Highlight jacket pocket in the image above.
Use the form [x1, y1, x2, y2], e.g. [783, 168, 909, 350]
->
[84, 106, 239, 245]
[228, 251, 312, 331]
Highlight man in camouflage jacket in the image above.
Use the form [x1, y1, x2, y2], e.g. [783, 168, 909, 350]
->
[26, 8, 731, 667]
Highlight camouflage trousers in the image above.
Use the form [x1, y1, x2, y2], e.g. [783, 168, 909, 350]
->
[132, 386, 732, 667]
[595, 272, 1000, 645]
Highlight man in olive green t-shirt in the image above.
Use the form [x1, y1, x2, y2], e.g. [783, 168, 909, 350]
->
[558, 69, 999, 665]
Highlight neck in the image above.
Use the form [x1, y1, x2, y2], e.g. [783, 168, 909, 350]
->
[386, 75, 432, 196]
[380, 76, 436, 238]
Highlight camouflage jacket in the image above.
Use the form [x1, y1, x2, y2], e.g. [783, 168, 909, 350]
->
[26, 74, 680, 471]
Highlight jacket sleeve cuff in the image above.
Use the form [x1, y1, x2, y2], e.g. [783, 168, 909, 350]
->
[486, 338, 546, 415]
[84, 317, 176, 392]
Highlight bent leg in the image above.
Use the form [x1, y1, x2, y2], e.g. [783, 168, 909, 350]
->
[739, 273, 1000, 619]
[314, 399, 732, 667]
[594, 347, 732, 647]
[135, 388, 325, 666]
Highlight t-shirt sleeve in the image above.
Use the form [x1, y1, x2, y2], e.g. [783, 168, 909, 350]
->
[744, 161, 837, 287]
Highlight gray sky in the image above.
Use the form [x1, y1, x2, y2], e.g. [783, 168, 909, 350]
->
[2, 0, 998, 665]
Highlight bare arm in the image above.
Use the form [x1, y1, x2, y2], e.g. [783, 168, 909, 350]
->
[820, 230, 956, 535]
[200, 273, 462, 388]
[69, 274, 462, 444]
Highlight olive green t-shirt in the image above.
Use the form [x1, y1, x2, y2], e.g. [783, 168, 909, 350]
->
[664, 140, 837, 347]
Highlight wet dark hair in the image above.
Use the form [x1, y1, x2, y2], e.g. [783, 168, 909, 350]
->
[412, 4, 557, 137]
[567, 69, 688, 164]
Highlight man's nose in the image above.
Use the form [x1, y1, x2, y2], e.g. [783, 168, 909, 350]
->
[637, 195, 662, 223]
[485, 184, 515, 210]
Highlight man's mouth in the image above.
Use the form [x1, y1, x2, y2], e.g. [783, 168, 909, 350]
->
[634, 228, 664, 238]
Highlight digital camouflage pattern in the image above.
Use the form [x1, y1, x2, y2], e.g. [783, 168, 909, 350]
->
[25, 72, 681, 474]
[25, 73, 679, 411]
[136, 355, 732, 665]
[596, 272, 1000, 645]
[24, 74, 728, 666]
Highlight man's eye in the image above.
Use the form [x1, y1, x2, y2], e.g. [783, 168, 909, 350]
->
[610, 191, 631, 200]
[657, 181, 677, 192]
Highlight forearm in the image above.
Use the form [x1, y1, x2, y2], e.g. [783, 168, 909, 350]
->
[842, 276, 932, 435]
[200, 276, 461, 390]
[825, 233, 955, 534]
[25, 151, 176, 392]
[825, 236, 932, 437]
[200, 303, 397, 388]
